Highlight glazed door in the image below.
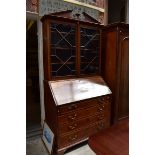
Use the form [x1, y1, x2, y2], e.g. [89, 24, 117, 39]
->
[80, 26, 101, 75]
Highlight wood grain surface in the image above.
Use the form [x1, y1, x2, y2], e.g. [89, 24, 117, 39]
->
[88, 118, 129, 155]
[49, 76, 112, 105]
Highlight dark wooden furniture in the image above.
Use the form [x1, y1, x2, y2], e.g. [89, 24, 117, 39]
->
[41, 15, 112, 155]
[44, 76, 112, 155]
[41, 15, 102, 80]
[88, 118, 129, 155]
[102, 23, 129, 123]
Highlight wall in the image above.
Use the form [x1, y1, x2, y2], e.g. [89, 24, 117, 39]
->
[26, 0, 38, 13]
[108, 0, 128, 24]
[39, 0, 105, 24]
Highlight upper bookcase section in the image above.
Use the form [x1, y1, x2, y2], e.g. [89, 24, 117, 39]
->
[41, 15, 103, 80]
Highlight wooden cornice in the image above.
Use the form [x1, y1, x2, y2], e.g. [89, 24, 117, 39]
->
[48, 10, 73, 18]
[41, 13, 102, 27]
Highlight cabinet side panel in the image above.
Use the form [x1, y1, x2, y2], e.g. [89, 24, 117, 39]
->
[103, 30, 117, 92]
[118, 35, 129, 119]
[44, 81, 58, 151]
[102, 29, 117, 124]
[42, 20, 51, 80]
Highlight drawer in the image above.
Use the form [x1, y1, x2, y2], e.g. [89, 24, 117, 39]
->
[57, 95, 111, 115]
[58, 101, 110, 124]
[58, 112, 110, 135]
[58, 120, 109, 148]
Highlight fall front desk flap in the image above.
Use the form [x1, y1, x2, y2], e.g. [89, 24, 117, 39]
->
[49, 76, 112, 106]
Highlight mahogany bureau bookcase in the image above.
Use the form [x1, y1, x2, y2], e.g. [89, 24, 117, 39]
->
[41, 15, 112, 155]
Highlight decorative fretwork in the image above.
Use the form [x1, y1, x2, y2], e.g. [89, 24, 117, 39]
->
[50, 23, 76, 77]
[80, 27, 100, 75]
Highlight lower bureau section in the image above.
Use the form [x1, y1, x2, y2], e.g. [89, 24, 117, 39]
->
[44, 79, 112, 155]
[58, 121, 110, 148]
[58, 112, 109, 135]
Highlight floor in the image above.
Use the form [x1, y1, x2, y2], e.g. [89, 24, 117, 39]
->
[26, 136, 96, 155]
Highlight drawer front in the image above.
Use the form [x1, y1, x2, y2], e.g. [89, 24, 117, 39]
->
[58, 120, 109, 148]
[58, 95, 111, 115]
[58, 111, 110, 135]
[58, 101, 110, 124]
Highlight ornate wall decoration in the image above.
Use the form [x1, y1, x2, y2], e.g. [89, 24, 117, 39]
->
[39, 0, 105, 24]
[27, 0, 38, 13]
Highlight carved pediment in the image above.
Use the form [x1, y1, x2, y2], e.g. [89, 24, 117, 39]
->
[49, 10, 100, 23]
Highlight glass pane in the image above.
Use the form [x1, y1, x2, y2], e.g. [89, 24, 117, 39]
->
[80, 27, 100, 75]
[50, 23, 76, 77]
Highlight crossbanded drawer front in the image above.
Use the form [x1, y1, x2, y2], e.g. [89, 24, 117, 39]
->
[58, 102, 110, 124]
[57, 98, 98, 115]
[58, 120, 109, 148]
[58, 112, 110, 135]
[57, 95, 111, 115]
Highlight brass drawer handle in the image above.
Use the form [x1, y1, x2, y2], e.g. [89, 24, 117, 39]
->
[98, 107, 104, 111]
[68, 134, 78, 141]
[68, 113, 77, 121]
[68, 104, 77, 110]
[68, 123, 77, 130]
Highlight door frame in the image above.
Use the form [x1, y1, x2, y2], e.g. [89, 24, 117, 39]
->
[26, 11, 45, 127]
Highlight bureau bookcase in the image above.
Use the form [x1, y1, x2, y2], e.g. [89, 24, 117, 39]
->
[41, 15, 112, 155]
